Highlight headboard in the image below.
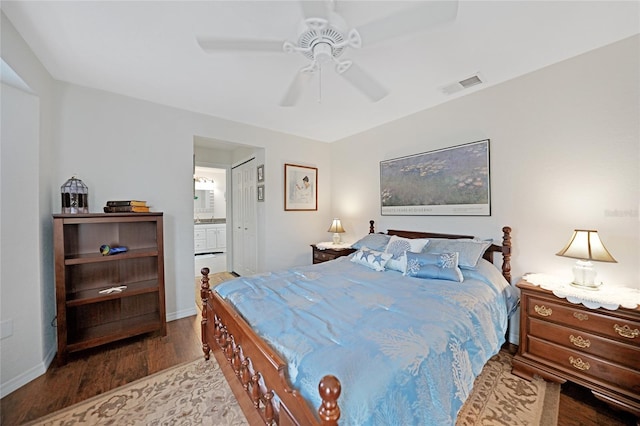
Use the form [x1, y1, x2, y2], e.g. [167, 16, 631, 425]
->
[368, 220, 512, 282]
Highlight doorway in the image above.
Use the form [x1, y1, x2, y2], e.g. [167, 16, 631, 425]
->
[193, 136, 263, 280]
[194, 166, 228, 278]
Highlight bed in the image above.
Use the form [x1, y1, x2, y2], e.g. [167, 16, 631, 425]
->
[200, 222, 515, 425]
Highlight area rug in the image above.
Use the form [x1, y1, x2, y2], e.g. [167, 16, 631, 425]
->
[27, 351, 558, 425]
[456, 351, 560, 425]
[25, 358, 248, 426]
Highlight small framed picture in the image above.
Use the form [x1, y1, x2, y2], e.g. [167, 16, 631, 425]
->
[284, 163, 317, 211]
[257, 164, 265, 182]
[257, 185, 265, 202]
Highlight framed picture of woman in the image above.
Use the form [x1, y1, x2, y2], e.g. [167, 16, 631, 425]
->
[284, 163, 317, 211]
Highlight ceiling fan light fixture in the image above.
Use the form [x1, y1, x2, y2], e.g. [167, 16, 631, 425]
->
[313, 43, 334, 64]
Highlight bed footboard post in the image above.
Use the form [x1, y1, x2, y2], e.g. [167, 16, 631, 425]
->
[318, 375, 341, 426]
[200, 267, 211, 360]
[501, 227, 512, 282]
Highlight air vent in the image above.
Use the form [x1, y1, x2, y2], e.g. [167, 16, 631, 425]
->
[459, 75, 483, 88]
[440, 73, 484, 95]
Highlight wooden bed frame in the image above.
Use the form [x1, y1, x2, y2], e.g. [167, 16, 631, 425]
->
[200, 221, 512, 425]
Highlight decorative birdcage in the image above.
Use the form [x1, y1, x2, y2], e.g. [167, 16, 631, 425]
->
[61, 176, 89, 214]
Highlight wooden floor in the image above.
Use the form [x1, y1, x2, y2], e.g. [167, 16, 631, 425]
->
[2, 317, 638, 425]
[1, 315, 203, 426]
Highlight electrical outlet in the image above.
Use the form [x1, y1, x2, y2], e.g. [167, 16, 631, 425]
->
[0, 319, 13, 339]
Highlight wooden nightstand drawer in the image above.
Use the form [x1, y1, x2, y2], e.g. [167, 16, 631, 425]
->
[528, 336, 640, 396]
[526, 296, 640, 345]
[311, 245, 356, 264]
[314, 250, 336, 262]
[513, 279, 640, 417]
[529, 318, 640, 370]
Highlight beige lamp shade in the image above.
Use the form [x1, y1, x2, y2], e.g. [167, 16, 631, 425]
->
[556, 229, 617, 263]
[328, 219, 345, 244]
[327, 219, 345, 234]
[556, 229, 616, 289]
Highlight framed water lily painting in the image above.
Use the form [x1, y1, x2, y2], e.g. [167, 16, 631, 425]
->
[380, 139, 491, 216]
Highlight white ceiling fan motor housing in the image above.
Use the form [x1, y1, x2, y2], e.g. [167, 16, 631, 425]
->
[298, 26, 346, 61]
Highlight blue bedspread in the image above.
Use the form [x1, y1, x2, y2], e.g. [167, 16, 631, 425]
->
[215, 257, 517, 425]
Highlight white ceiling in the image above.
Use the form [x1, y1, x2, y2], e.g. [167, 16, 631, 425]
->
[2, 1, 638, 142]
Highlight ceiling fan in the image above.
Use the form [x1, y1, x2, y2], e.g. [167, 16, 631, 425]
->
[197, 1, 458, 106]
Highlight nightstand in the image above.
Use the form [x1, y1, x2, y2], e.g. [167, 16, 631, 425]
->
[311, 244, 356, 264]
[512, 279, 640, 417]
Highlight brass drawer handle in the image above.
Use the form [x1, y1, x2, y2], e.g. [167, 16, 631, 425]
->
[569, 356, 590, 371]
[569, 335, 591, 348]
[573, 312, 588, 321]
[614, 324, 639, 339]
[534, 305, 552, 317]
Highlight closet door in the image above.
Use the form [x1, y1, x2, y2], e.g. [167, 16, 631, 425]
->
[232, 159, 257, 276]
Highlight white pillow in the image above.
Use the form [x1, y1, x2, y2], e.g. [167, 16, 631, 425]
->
[350, 247, 392, 272]
[384, 235, 430, 273]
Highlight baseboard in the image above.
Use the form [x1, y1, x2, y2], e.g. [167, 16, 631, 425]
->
[166, 306, 198, 322]
[0, 344, 55, 398]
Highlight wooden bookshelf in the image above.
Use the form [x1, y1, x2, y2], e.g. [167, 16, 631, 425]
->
[53, 213, 166, 363]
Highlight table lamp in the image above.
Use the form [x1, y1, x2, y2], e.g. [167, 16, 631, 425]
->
[328, 218, 345, 244]
[556, 229, 617, 290]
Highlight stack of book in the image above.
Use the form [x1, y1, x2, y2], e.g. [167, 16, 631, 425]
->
[103, 200, 150, 213]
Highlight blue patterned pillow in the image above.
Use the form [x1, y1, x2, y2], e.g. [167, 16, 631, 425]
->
[404, 252, 464, 282]
[384, 235, 430, 272]
[351, 234, 391, 252]
[350, 247, 392, 272]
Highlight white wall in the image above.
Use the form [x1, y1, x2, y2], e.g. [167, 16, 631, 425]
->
[331, 35, 639, 289]
[0, 83, 42, 394]
[53, 82, 333, 322]
[1, 12, 57, 398]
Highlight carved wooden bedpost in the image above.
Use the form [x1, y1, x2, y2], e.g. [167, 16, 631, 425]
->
[502, 227, 512, 283]
[318, 375, 341, 426]
[200, 267, 211, 360]
[369, 220, 375, 234]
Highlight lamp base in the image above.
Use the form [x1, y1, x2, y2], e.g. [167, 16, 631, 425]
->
[571, 259, 601, 290]
[332, 233, 341, 244]
[570, 281, 602, 291]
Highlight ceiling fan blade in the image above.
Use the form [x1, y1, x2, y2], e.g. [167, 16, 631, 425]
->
[280, 71, 313, 106]
[299, 0, 331, 20]
[197, 38, 284, 52]
[355, 1, 458, 45]
[339, 62, 388, 102]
